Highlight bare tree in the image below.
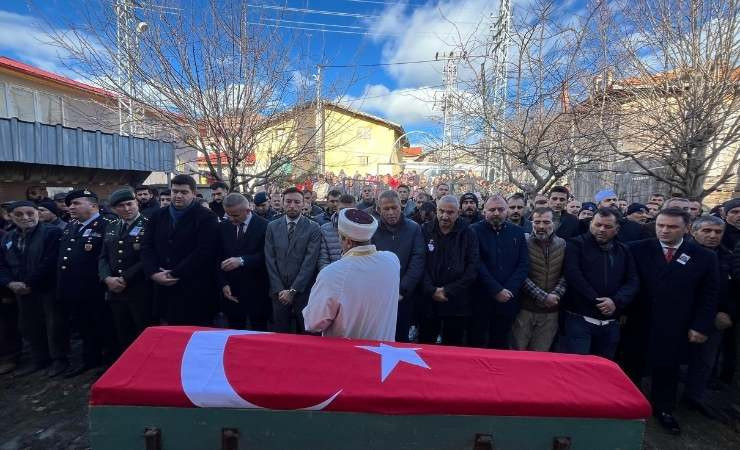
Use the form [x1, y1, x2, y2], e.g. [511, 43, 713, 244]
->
[438, 0, 609, 195]
[592, 0, 740, 201]
[43, 0, 352, 191]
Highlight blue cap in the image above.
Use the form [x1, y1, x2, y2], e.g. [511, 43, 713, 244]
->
[254, 192, 268, 205]
[594, 189, 617, 204]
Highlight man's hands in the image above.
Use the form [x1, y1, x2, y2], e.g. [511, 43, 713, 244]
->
[220, 257, 242, 272]
[278, 289, 295, 305]
[495, 289, 513, 303]
[151, 268, 179, 286]
[222, 285, 239, 303]
[596, 297, 616, 316]
[688, 329, 708, 344]
[7, 281, 30, 296]
[432, 287, 448, 302]
[104, 276, 127, 293]
[715, 312, 733, 331]
[543, 293, 559, 308]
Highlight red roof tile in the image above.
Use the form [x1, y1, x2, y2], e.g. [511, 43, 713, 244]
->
[0, 56, 113, 98]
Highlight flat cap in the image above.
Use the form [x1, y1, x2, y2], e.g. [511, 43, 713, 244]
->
[7, 200, 37, 212]
[254, 192, 269, 206]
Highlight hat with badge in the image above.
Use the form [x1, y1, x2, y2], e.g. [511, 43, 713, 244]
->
[109, 188, 136, 207]
[254, 192, 269, 206]
[65, 189, 98, 206]
[338, 208, 378, 242]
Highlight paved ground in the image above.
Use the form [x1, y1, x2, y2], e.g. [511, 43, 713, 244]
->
[2, 349, 740, 449]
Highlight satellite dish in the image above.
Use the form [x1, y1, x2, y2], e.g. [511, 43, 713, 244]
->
[136, 21, 149, 33]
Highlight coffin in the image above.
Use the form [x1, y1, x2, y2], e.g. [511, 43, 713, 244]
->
[89, 326, 650, 449]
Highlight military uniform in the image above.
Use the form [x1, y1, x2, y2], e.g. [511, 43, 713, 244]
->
[99, 214, 152, 349]
[57, 190, 117, 373]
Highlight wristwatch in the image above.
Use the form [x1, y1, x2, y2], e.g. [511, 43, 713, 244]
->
[288, 288, 297, 295]
[239, 257, 245, 266]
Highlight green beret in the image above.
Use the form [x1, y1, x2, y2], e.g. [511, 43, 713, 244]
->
[109, 188, 136, 207]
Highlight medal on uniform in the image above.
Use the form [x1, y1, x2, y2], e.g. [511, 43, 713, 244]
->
[83, 228, 92, 237]
[677, 253, 690, 265]
[133, 239, 141, 251]
[427, 239, 435, 252]
[129, 226, 142, 237]
[84, 242, 93, 252]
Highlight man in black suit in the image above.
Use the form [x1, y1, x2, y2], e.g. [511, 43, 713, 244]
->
[217, 193, 270, 331]
[627, 208, 719, 435]
[209, 181, 229, 221]
[141, 175, 220, 326]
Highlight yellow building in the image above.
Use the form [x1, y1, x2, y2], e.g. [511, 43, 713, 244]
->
[251, 101, 409, 178]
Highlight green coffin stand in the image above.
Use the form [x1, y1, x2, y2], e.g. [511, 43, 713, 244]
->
[89, 327, 650, 449]
[90, 406, 645, 449]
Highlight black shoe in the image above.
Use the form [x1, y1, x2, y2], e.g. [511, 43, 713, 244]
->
[46, 360, 69, 378]
[682, 397, 724, 422]
[63, 363, 96, 378]
[654, 411, 681, 435]
[15, 362, 50, 377]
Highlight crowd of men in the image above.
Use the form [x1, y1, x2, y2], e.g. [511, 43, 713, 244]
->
[1, 176, 740, 436]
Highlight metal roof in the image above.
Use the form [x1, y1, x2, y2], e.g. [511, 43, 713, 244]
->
[0, 117, 174, 172]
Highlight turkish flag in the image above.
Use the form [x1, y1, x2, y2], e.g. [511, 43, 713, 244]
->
[91, 327, 651, 419]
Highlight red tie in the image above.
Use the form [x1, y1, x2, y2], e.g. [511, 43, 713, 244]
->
[664, 247, 675, 263]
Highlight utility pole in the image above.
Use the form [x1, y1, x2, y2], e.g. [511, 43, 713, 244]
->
[487, 0, 512, 182]
[314, 65, 324, 175]
[115, 0, 135, 136]
[436, 51, 458, 176]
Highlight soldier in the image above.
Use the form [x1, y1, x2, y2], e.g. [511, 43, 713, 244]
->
[99, 188, 152, 350]
[57, 189, 116, 377]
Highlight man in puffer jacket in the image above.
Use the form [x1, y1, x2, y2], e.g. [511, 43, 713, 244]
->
[317, 194, 356, 271]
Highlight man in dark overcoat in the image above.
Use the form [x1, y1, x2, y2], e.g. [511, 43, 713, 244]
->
[627, 208, 719, 435]
[141, 175, 219, 326]
[217, 193, 270, 331]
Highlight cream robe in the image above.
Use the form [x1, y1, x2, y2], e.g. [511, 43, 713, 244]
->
[303, 245, 400, 341]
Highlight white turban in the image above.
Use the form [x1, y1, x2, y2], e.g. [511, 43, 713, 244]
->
[338, 208, 378, 242]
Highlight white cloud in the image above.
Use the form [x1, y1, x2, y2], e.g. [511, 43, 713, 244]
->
[368, 0, 499, 88]
[0, 10, 75, 75]
[338, 84, 443, 126]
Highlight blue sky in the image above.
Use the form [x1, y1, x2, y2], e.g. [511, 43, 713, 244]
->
[0, 0, 584, 142]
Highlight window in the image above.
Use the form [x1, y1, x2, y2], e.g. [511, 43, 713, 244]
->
[8, 86, 35, 121]
[356, 126, 371, 139]
[37, 92, 63, 125]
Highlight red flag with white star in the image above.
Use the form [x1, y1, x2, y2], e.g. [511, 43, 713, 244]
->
[90, 327, 650, 419]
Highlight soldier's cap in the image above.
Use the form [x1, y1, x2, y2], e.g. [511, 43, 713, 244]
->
[65, 189, 98, 206]
[626, 203, 648, 216]
[53, 192, 70, 202]
[7, 200, 37, 212]
[109, 188, 136, 207]
[254, 192, 269, 206]
[38, 200, 62, 217]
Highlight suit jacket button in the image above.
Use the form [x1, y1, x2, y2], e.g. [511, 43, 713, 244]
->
[63, 256, 68, 261]
[70, 239, 75, 242]
[61, 266, 67, 270]
[67, 248, 72, 251]
[118, 240, 124, 244]
[118, 259, 122, 263]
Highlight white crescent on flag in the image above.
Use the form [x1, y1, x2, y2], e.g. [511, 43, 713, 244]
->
[180, 329, 342, 409]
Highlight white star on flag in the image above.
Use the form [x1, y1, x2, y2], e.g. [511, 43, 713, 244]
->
[357, 343, 430, 382]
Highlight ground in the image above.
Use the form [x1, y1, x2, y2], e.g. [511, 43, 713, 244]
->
[2, 351, 740, 449]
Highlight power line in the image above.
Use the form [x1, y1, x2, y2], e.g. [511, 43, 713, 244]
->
[246, 3, 383, 19]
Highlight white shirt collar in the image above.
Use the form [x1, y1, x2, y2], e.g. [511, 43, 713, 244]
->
[80, 212, 100, 228]
[660, 238, 683, 250]
[285, 215, 300, 226]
